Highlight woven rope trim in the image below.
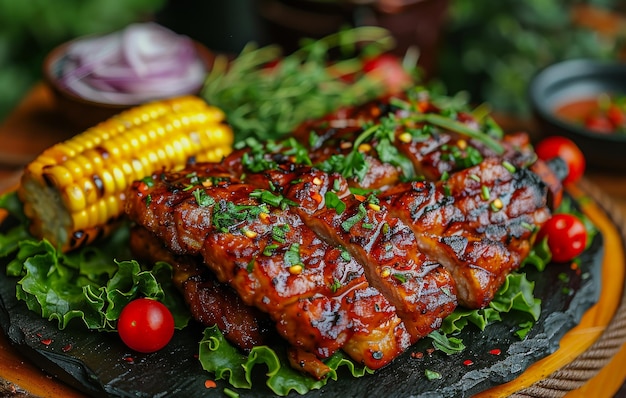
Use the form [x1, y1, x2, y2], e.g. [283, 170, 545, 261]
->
[511, 178, 626, 398]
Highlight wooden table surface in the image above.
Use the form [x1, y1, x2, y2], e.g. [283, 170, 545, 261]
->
[0, 83, 625, 397]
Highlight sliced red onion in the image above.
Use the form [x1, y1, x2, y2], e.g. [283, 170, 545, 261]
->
[56, 22, 207, 105]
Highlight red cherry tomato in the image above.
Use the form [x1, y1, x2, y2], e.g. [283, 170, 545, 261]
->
[535, 136, 585, 184]
[118, 298, 175, 353]
[584, 114, 614, 134]
[537, 213, 587, 263]
[362, 53, 413, 94]
[606, 104, 626, 128]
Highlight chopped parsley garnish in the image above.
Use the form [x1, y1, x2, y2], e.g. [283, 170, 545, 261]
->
[340, 248, 351, 262]
[263, 243, 279, 256]
[283, 243, 302, 267]
[212, 200, 269, 233]
[250, 189, 297, 210]
[441, 144, 484, 169]
[325, 191, 346, 214]
[392, 273, 408, 284]
[341, 203, 367, 232]
[241, 149, 277, 173]
[424, 369, 443, 381]
[281, 137, 313, 165]
[371, 116, 415, 179]
[193, 189, 216, 207]
[272, 224, 290, 243]
[428, 330, 466, 355]
[330, 278, 342, 293]
[317, 151, 369, 183]
[140, 176, 155, 188]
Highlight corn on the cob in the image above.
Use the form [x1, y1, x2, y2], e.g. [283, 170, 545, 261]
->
[18, 95, 234, 252]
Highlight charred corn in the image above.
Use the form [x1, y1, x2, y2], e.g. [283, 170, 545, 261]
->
[18, 95, 234, 251]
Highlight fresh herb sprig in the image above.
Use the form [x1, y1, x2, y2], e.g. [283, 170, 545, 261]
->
[317, 91, 505, 183]
[202, 26, 400, 141]
[390, 96, 505, 154]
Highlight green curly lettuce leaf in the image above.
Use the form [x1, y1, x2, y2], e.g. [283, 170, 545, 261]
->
[436, 272, 541, 352]
[522, 237, 552, 272]
[0, 192, 190, 331]
[9, 238, 190, 330]
[199, 325, 373, 396]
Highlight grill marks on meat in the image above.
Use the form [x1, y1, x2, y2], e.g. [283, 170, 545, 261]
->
[380, 158, 551, 308]
[294, 96, 538, 185]
[126, 166, 413, 371]
[260, 166, 457, 339]
[127, 225, 273, 351]
[201, 204, 413, 365]
[124, 93, 562, 376]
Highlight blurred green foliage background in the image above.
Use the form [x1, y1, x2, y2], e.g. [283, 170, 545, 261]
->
[437, 0, 625, 116]
[0, 0, 623, 122]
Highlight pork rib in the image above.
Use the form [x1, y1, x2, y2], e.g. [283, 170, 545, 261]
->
[126, 165, 413, 371]
[380, 158, 552, 308]
[124, 90, 563, 375]
[250, 164, 458, 339]
[128, 225, 273, 351]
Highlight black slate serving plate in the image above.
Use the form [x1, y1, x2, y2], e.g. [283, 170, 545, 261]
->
[0, 210, 603, 398]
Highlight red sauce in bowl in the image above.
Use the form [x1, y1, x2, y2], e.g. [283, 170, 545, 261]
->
[554, 95, 626, 135]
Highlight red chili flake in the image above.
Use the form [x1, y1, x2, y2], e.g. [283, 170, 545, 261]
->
[310, 191, 323, 204]
[463, 359, 474, 366]
[489, 348, 501, 356]
[123, 355, 135, 364]
[36, 333, 43, 338]
[62, 344, 73, 353]
[204, 380, 217, 389]
[40, 338, 53, 346]
[426, 347, 435, 356]
[410, 351, 424, 359]
[354, 194, 366, 202]
[413, 181, 426, 191]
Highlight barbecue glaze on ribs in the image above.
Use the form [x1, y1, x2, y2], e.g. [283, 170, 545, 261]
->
[125, 90, 562, 379]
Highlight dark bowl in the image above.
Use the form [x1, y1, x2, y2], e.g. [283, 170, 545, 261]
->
[529, 58, 626, 172]
[43, 37, 214, 131]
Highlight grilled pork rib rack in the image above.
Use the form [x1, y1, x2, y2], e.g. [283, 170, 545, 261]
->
[125, 91, 563, 379]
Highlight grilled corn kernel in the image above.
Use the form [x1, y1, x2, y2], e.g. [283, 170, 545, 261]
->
[491, 198, 504, 211]
[288, 264, 303, 275]
[358, 143, 372, 153]
[243, 229, 258, 239]
[368, 203, 381, 212]
[398, 132, 412, 143]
